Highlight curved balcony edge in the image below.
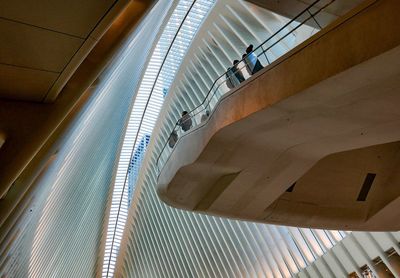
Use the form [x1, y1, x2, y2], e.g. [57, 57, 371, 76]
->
[157, 0, 400, 231]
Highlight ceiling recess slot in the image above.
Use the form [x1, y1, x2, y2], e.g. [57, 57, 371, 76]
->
[0, 132, 5, 149]
[286, 182, 296, 192]
[357, 173, 376, 201]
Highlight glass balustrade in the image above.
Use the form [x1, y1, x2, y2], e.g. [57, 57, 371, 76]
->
[156, 0, 335, 176]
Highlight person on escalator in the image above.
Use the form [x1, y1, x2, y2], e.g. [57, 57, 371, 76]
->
[178, 111, 192, 132]
[226, 67, 239, 89]
[168, 130, 178, 148]
[242, 53, 252, 76]
[201, 110, 210, 123]
[245, 44, 264, 75]
[232, 60, 245, 83]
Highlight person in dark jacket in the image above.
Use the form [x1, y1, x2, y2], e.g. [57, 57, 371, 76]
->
[232, 60, 245, 83]
[168, 130, 178, 148]
[226, 67, 240, 89]
[245, 44, 264, 74]
[242, 54, 252, 76]
[201, 110, 210, 123]
[178, 111, 192, 132]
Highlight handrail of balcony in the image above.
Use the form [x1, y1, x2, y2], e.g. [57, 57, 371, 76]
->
[156, 0, 335, 177]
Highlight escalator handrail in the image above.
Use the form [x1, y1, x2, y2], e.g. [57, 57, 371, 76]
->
[156, 0, 335, 176]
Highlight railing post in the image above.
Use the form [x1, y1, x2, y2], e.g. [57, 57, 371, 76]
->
[260, 45, 270, 65]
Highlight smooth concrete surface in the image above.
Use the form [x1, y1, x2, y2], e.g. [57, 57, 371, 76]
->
[0, 0, 130, 102]
[0, 0, 156, 200]
[158, 0, 400, 231]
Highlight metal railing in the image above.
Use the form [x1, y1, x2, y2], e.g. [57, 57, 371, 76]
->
[103, 1, 201, 277]
[156, 0, 335, 176]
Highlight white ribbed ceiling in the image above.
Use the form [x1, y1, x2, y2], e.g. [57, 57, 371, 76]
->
[114, 1, 348, 277]
[102, 0, 215, 277]
[0, 1, 167, 277]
